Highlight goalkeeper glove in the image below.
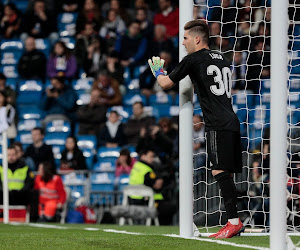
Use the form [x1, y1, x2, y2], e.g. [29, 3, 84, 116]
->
[148, 56, 166, 78]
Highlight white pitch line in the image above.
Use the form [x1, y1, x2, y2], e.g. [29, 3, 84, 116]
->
[9, 222, 68, 229]
[84, 228, 100, 231]
[103, 229, 145, 235]
[163, 234, 269, 250]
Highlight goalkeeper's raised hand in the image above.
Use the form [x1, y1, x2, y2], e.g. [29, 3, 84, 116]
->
[148, 56, 166, 78]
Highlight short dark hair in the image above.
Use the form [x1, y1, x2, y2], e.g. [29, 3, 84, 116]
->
[32, 127, 45, 135]
[133, 101, 144, 108]
[0, 73, 6, 80]
[184, 20, 209, 45]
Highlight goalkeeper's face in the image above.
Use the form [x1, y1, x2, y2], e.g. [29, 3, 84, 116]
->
[183, 30, 197, 54]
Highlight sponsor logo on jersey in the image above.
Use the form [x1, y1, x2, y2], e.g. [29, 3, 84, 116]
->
[209, 53, 223, 60]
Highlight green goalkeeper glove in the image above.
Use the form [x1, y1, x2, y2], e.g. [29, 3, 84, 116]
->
[148, 56, 166, 78]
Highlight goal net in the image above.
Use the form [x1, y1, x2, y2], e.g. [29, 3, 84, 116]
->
[192, 0, 300, 234]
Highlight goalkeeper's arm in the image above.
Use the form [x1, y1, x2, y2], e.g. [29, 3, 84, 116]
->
[157, 75, 176, 90]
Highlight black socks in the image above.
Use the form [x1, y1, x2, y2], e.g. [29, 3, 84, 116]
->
[214, 171, 238, 219]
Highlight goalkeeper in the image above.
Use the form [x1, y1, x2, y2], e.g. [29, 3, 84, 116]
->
[148, 19, 244, 238]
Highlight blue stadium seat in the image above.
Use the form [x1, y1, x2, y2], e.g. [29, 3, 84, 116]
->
[77, 135, 97, 150]
[0, 51, 22, 65]
[152, 104, 179, 119]
[118, 174, 130, 191]
[15, 131, 33, 150]
[35, 38, 51, 56]
[59, 37, 76, 50]
[91, 172, 115, 192]
[107, 106, 132, 122]
[0, 40, 23, 52]
[72, 78, 93, 92]
[17, 119, 41, 133]
[248, 105, 270, 125]
[16, 80, 43, 105]
[5, 78, 17, 90]
[93, 158, 116, 172]
[232, 91, 255, 109]
[45, 120, 71, 137]
[0, 65, 19, 79]
[122, 93, 147, 107]
[288, 78, 300, 92]
[97, 147, 120, 162]
[58, 13, 78, 37]
[76, 91, 90, 106]
[149, 92, 173, 106]
[44, 133, 68, 168]
[61, 172, 86, 198]
[76, 135, 97, 170]
[81, 148, 94, 170]
[17, 105, 44, 120]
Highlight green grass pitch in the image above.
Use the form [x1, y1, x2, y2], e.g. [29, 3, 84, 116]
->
[0, 223, 299, 249]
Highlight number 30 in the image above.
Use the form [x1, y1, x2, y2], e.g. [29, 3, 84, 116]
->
[207, 65, 232, 98]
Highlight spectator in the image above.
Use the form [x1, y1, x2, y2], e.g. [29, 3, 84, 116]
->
[127, 0, 153, 21]
[105, 50, 124, 87]
[115, 20, 147, 68]
[129, 148, 177, 225]
[232, 51, 247, 91]
[135, 8, 153, 41]
[148, 24, 175, 59]
[153, 0, 179, 38]
[123, 101, 156, 145]
[0, 73, 16, 106]
[246, 39, 270, 93]
[210, 0, 237, 36]
[60, 136, 87, 171]
[74, 22, 104, 76]
[24, 127, 55, 170]
[27, 0, 56, 12]
[21, 0, 58, 45]
[84, 36, 107, 78]
[99, 8, 126, 52]
[0, 3, 21, 39]
[76, 0, 102, 34]
[12, 142, 35, 172]
[107, 0, 130, 25]
[34, 161, 66, 222]
[17, 36, 47, 81]
[57, 0, 83, 13]
[40, 77, 77, 126]
[136, 124, 173, 165]
[115, 148, 136, 177]
[77, 88, 107, 135]
[47, 41, 78, 81]
[193, 115, 206, 170]
[98, 110, 127, 148]
[0, 146, 38, 222]
[0, 91, 16, 141]
[91, 70, 122, 106]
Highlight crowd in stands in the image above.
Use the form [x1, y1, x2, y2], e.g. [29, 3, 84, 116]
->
[0, 0, 299, 225]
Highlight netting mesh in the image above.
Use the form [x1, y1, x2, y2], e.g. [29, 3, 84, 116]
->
[192, 0, 300, 233]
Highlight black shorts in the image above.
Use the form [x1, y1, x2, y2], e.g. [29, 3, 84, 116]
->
[206, 130, 243, 173]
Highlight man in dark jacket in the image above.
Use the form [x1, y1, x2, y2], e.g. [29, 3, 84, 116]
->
[123, 101, 155, 146]
[77, 88, 107, 135]
[17, 36, 46, 81]
[40, 77, 78, 125]
[24, 127, 54, 170]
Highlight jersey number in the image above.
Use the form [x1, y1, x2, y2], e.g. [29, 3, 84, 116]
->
[207, 65, 232, 98]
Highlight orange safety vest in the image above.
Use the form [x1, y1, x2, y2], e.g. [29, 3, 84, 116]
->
[34, 175, 66, 204]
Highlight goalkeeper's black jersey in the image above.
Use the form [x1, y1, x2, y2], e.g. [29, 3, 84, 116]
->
[169, 48, 240, 132]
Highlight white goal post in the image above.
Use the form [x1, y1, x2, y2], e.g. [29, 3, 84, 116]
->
[179, 0, 292, 248]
